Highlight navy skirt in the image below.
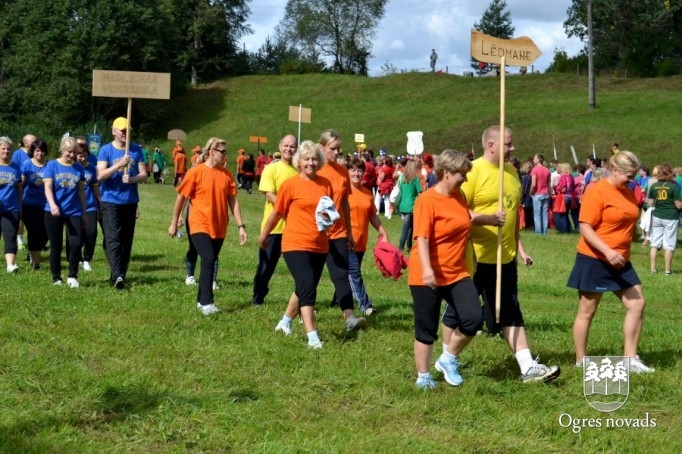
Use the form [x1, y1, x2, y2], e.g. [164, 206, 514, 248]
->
[567, 253, 641, 293]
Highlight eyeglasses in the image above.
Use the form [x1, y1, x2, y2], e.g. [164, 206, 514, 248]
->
[214, 148, 226, 154]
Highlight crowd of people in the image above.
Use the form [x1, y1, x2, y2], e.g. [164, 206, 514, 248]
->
[2, 122, 680, 389]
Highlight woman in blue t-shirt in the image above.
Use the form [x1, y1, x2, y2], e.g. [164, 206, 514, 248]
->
[74, 141, 101, 272]
[43, 137, 86, 287]
[21, 139, 49, 269]
[0, 136, 23, 273]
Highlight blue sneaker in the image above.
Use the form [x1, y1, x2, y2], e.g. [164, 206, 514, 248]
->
[435, 356, 463, 386]
[415, 375, 436, 390]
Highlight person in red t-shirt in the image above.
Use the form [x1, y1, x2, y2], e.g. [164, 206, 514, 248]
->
[173, 148, 187, 187]
[567, 151, 654, 373]
[255, 149, 267, 185]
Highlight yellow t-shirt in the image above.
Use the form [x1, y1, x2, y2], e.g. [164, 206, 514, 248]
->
[259, 160, 298, 234]
[460, 157, 520, 264]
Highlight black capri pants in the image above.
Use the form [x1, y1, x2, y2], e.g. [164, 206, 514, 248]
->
[283, 251, 327, 308]
[412, 277, 483, 345]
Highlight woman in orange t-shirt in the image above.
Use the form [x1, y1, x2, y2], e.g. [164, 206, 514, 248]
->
[567, 151, 654, 373]
[409, 150, 483, 390]
[347, 157, 389, 316]
[169, 137, 247, 316]
[258, 140, 332, 349]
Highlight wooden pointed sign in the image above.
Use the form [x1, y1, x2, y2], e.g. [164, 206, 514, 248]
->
[470, 29, 542, 67]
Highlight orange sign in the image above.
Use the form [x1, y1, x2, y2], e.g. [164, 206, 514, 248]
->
[249, 136, 267, 143]
[470, 29, 541, 67]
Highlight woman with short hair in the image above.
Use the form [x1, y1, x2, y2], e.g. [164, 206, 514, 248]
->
[21, 139, 49, 270]
[395, 159, 422, 251]
[646, 163, 682, 275]
[409, 149, 483, 389]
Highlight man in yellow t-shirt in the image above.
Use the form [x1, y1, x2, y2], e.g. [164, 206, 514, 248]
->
[252, 135, 298, 305]
[442, 125, 561, 384]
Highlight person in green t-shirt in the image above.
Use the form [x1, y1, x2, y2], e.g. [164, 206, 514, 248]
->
[646, 163, 682, 275]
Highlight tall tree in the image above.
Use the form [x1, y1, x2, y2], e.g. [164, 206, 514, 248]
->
[471, 0, 515, 75]
[163, 0, 252, 86]
[564, 0, 682, 77]
[277, 0, 387, 75]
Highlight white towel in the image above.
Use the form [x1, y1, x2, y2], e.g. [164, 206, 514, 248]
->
[316, 196, 340, 231]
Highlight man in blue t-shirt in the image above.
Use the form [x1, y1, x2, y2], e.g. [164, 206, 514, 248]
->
[96, 117, 148, 289]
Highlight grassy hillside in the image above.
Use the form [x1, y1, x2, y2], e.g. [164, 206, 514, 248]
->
[164, 72, 682, 166]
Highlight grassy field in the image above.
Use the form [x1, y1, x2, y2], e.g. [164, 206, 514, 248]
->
[1, 180, 680, 452]
[163, 72, 682, 167]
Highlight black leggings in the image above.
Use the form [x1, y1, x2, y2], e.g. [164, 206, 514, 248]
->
[326, 238, 353, 311]
[45, 214, 82, 280]
[22, 204, 48, 252]
[0, 211, 20, 254]
[190, 233, 224, 306]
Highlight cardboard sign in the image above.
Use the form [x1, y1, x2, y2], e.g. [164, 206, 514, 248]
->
[249, 136, 268, 143]
[354, 134, 365, 143]
[288, 105, 311, 123]
[92, 70, 171, 100]
[470, 29, 542, 67]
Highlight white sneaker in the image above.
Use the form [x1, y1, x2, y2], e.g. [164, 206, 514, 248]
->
[630, 356, 655, 374]
[185, 275, 196, 285]
[196, 303, 220, 315]
[520, 358, 561, 383]
[308, 339, 323, 350]
[212, 281, 219, 290]
[82, 261, 92, 272]
[53, 279, 63, 286]
[67, 277, 80, 288]
[275, 320, 293, 336]
[6, 264, 19, 273]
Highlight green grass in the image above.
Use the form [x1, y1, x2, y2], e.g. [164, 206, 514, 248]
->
[1, 182, 681, 452]
[163, 72, 682, 167]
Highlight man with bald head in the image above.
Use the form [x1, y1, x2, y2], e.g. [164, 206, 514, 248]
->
[252, 134, 298, 305]
[12, 133, 36, 250]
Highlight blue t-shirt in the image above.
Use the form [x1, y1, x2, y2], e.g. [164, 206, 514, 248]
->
[88, 153, 98, 168]
[21, 159, 48, 208]
[0, 162, 22, 213]
[43, 160, 85, 217]
[81, 162, 99, 212]
[11, 149, 29, 167]
[97, 142, 143, 204]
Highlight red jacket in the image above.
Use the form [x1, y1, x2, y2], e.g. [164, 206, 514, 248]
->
[373, 235, 408, 280]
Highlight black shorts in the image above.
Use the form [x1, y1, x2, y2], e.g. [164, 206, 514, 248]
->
[567, 253, 641, 293]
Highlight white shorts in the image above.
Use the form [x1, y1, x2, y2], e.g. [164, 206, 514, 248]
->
[649, 217, 679, 251]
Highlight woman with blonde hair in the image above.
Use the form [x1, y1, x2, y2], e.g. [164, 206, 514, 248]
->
[43, 137, 87, 287]
[553, 162, 575, 234]
[0, 136, 22, 273]
[646, 163, 682, 275]
[395, 159, 422, 251]
[568, 151, 654, 373]
[169, 137, 247, 315]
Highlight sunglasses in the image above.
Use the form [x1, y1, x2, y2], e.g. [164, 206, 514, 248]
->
[214, 148, 226, 154]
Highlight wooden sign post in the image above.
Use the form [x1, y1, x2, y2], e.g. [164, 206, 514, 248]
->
[288, 105, 311, 145]
[249, 136, 268, 152]
[92, 70, 171, 173]
[470, 29, 541, 324]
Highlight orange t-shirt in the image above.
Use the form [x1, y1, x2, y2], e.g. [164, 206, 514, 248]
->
[174, 152, 187, 175]
[177, 164, 237, 239]
[348, 184, 377, 252]
[275, 175, 333, 253]
[408, 188, 471, 286]
[236, 154, 246, 173]
[317, 161, 351, 240]
[577, 178, 639, 262]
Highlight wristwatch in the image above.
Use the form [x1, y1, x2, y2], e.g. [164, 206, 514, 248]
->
[238, 224, 246, 229]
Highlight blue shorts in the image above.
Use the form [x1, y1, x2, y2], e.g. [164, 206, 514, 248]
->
[566, 253, 641, 293]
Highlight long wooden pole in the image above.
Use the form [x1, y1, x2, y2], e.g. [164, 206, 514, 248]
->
[495, 57, 506, 324]
[124, 98, 132, 176]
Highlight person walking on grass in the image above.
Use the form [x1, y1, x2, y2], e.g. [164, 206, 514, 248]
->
[395, 159, 422, 252]
[0, 136, 22, 273]
[74, 141, 101, 272]
[646, 163, 682, 276]
[12, 133, 36, 252]
[20, 139, 49, 270]
[169, 137, 247, 316]
[529, 153, 551, 234]
[43, 137, 87, 288]
[252, 134, 298, 306]
[347, 157, 389, 316]
[441, 126, 560, 383]
[410, 150, 484, 390]
[259, 141, 333, 349]
[568, 151, 655, 373]
[97, 117, 148, 290]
